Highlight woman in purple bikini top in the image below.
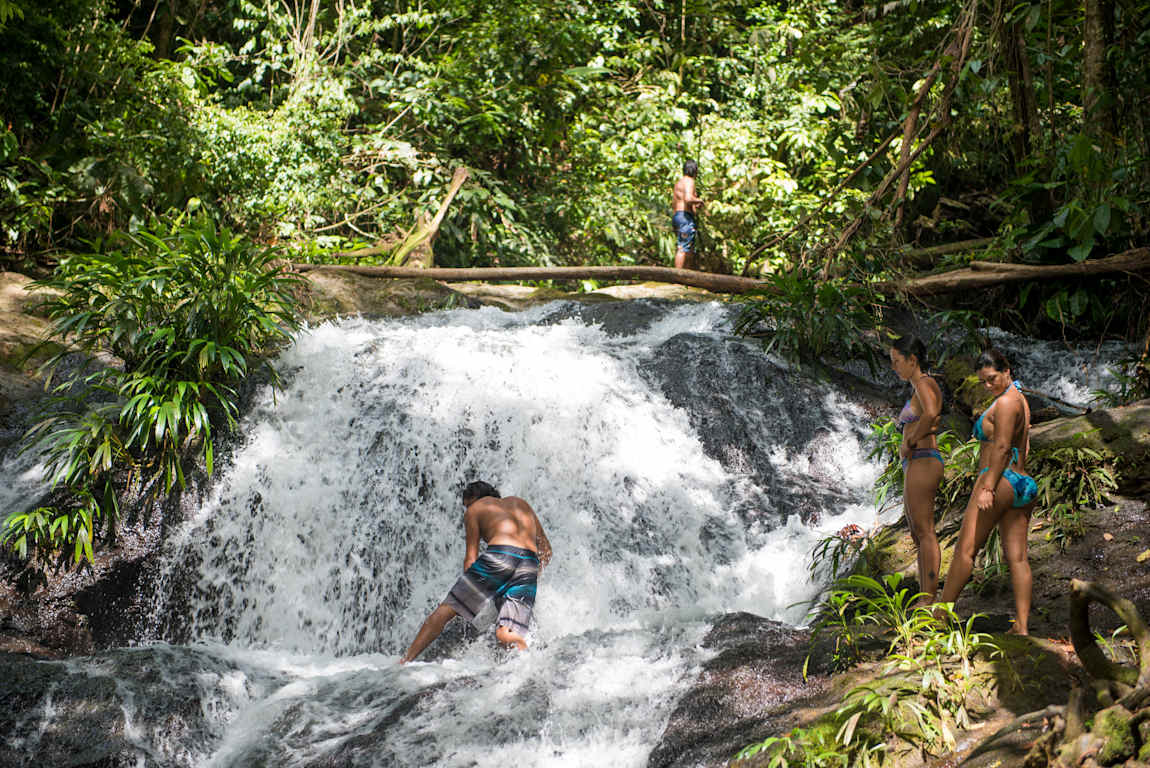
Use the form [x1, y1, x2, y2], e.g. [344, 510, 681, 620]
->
[889, 335, 944, 605]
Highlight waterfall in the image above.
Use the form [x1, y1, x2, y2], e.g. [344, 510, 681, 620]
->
[1, 299, 1129, 767]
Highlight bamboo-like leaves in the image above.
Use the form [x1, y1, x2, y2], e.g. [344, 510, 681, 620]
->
[4, 215, 302, 566]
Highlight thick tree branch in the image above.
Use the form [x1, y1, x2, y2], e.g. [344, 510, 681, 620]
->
[293, 248, 1150, 297]
[1069, 578, 1150, 690]
[292, 263, 771, 295]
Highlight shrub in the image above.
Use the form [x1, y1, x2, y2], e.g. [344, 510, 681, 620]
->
[3, 215, 302, 566]
[734, 266, 885, 371]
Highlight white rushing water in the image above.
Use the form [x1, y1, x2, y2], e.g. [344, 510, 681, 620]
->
[124, 300, 888, 767]
[1, 300, 1137, 767]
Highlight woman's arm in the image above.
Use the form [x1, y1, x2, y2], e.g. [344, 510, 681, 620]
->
[977, 397, 1021, 511]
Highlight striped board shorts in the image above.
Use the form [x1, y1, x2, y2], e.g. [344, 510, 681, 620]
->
[444, 545, 539, 635]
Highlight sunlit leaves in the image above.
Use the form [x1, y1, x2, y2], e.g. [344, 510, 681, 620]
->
[3, 216, 300, 565]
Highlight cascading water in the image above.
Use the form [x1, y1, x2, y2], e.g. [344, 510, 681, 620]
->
[1, 299, 1131, 767]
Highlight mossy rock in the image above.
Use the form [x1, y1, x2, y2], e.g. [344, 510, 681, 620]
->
[1030, 401, 1150, 488]
[942, 355, 994, 416]
[1138, 718, 1150, 762]
[300, 269, 482, 320]
[1094, 705, 1136, 764]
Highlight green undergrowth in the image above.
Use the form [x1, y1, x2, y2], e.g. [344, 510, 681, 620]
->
[736, 573, 1002, 767]
[1029, 437, 1120, 552]
[2, 213, 302, 568]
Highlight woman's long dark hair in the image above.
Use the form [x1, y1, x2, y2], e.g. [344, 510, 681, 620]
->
[892, 335, 930, 370]
[976, 348, 1011, 373]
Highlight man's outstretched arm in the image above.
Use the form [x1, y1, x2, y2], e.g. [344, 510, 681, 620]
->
[535, 515, 553, 567]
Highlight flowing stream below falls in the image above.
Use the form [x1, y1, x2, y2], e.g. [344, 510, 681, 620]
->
[1, 299, 1128, 768]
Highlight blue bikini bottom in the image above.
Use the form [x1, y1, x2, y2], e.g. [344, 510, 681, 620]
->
[902, 449, 943, 471]
[979, 466, 1038, 508]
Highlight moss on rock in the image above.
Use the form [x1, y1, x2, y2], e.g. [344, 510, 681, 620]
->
[1094, 705, 1136, 764]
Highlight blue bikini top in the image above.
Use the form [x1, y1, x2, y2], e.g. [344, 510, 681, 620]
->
[973, 380, 1023, 464]
[972, 380, 1022, 441]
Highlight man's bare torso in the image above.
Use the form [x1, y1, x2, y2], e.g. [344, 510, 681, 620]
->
[672, 175, 699, 213]
[470, 496, 541, 552]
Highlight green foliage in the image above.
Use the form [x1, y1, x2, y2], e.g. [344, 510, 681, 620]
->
[868, 423, 977, 513]
[734, 720, 878, 767]
[3, 215, 301, 565]
[734, 268, 885, 371]
[867, 418, 905, 512]
[1030, 437, 1119, 551]
[748, 574, 1001, 766]
[2, 0, 1147, 347]
[837, 607, 998, 755]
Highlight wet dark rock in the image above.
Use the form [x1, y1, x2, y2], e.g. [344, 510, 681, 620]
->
[0, 653, 137, 767]
[300, 683, 452, 768]
[540, 298, 668, 336]
[648, 612, 828, 768]
[643, 334, 878, 524]
[0, 478, 206, 657]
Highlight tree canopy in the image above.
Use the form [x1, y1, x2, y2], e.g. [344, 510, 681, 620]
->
[0, 0, 1147, 338]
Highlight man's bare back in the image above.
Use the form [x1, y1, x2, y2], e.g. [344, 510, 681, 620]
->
[465, 496, 552, 568]
[672, 175, 702, 213]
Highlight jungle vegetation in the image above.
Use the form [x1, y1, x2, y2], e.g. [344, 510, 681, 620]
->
[2, 3, 1149, 763]
[1, 1, 1147, 557]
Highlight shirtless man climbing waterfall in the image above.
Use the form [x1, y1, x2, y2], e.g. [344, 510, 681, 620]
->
[400, 481, 552, 663]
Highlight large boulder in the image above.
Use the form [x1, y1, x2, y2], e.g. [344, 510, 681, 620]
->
[1030, 400, 1150, 492]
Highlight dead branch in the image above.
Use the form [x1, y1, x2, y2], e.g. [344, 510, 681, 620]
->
[874, 247, 1150, 296]
[293, 247, 1150, 298]
[1069, 579, 1150, 691]
[740, 130, 900, 273]
[822, 1, 977, 271]
[898, 237, 995, 268]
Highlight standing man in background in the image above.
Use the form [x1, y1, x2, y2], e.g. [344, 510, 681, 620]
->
[671, 159, 704, 269]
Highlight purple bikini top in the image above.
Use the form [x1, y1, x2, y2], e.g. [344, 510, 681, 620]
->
[896, 399, 918, 431]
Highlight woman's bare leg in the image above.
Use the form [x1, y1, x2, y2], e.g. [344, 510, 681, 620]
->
[998, 488, 1035, 635]
[903, 457, 944, 604]
[940, 489, 1004, 607]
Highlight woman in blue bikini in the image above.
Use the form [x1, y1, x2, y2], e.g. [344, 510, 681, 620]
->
[940, 348, 1038, 634]
[890, 336, 944, 604]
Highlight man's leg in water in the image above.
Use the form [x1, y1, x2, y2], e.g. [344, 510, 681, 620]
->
[401, 603, 457, 663]
[495, 624, 528, 650]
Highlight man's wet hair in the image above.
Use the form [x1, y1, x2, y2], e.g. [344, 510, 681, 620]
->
[683, 159, 698, 177]
[462, 480, 500, 506]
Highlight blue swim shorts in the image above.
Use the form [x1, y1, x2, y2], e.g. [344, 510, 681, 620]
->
[444, 545, 539, 635]
[672, 211, 697, 253]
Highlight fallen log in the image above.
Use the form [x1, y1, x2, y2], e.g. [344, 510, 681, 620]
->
[291, 263, 770, 295]
[875, 247, 1150, 296]
[292, 247, 1150, 298]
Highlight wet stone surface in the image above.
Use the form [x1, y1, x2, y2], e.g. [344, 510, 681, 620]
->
[648, 612, 828, 768]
